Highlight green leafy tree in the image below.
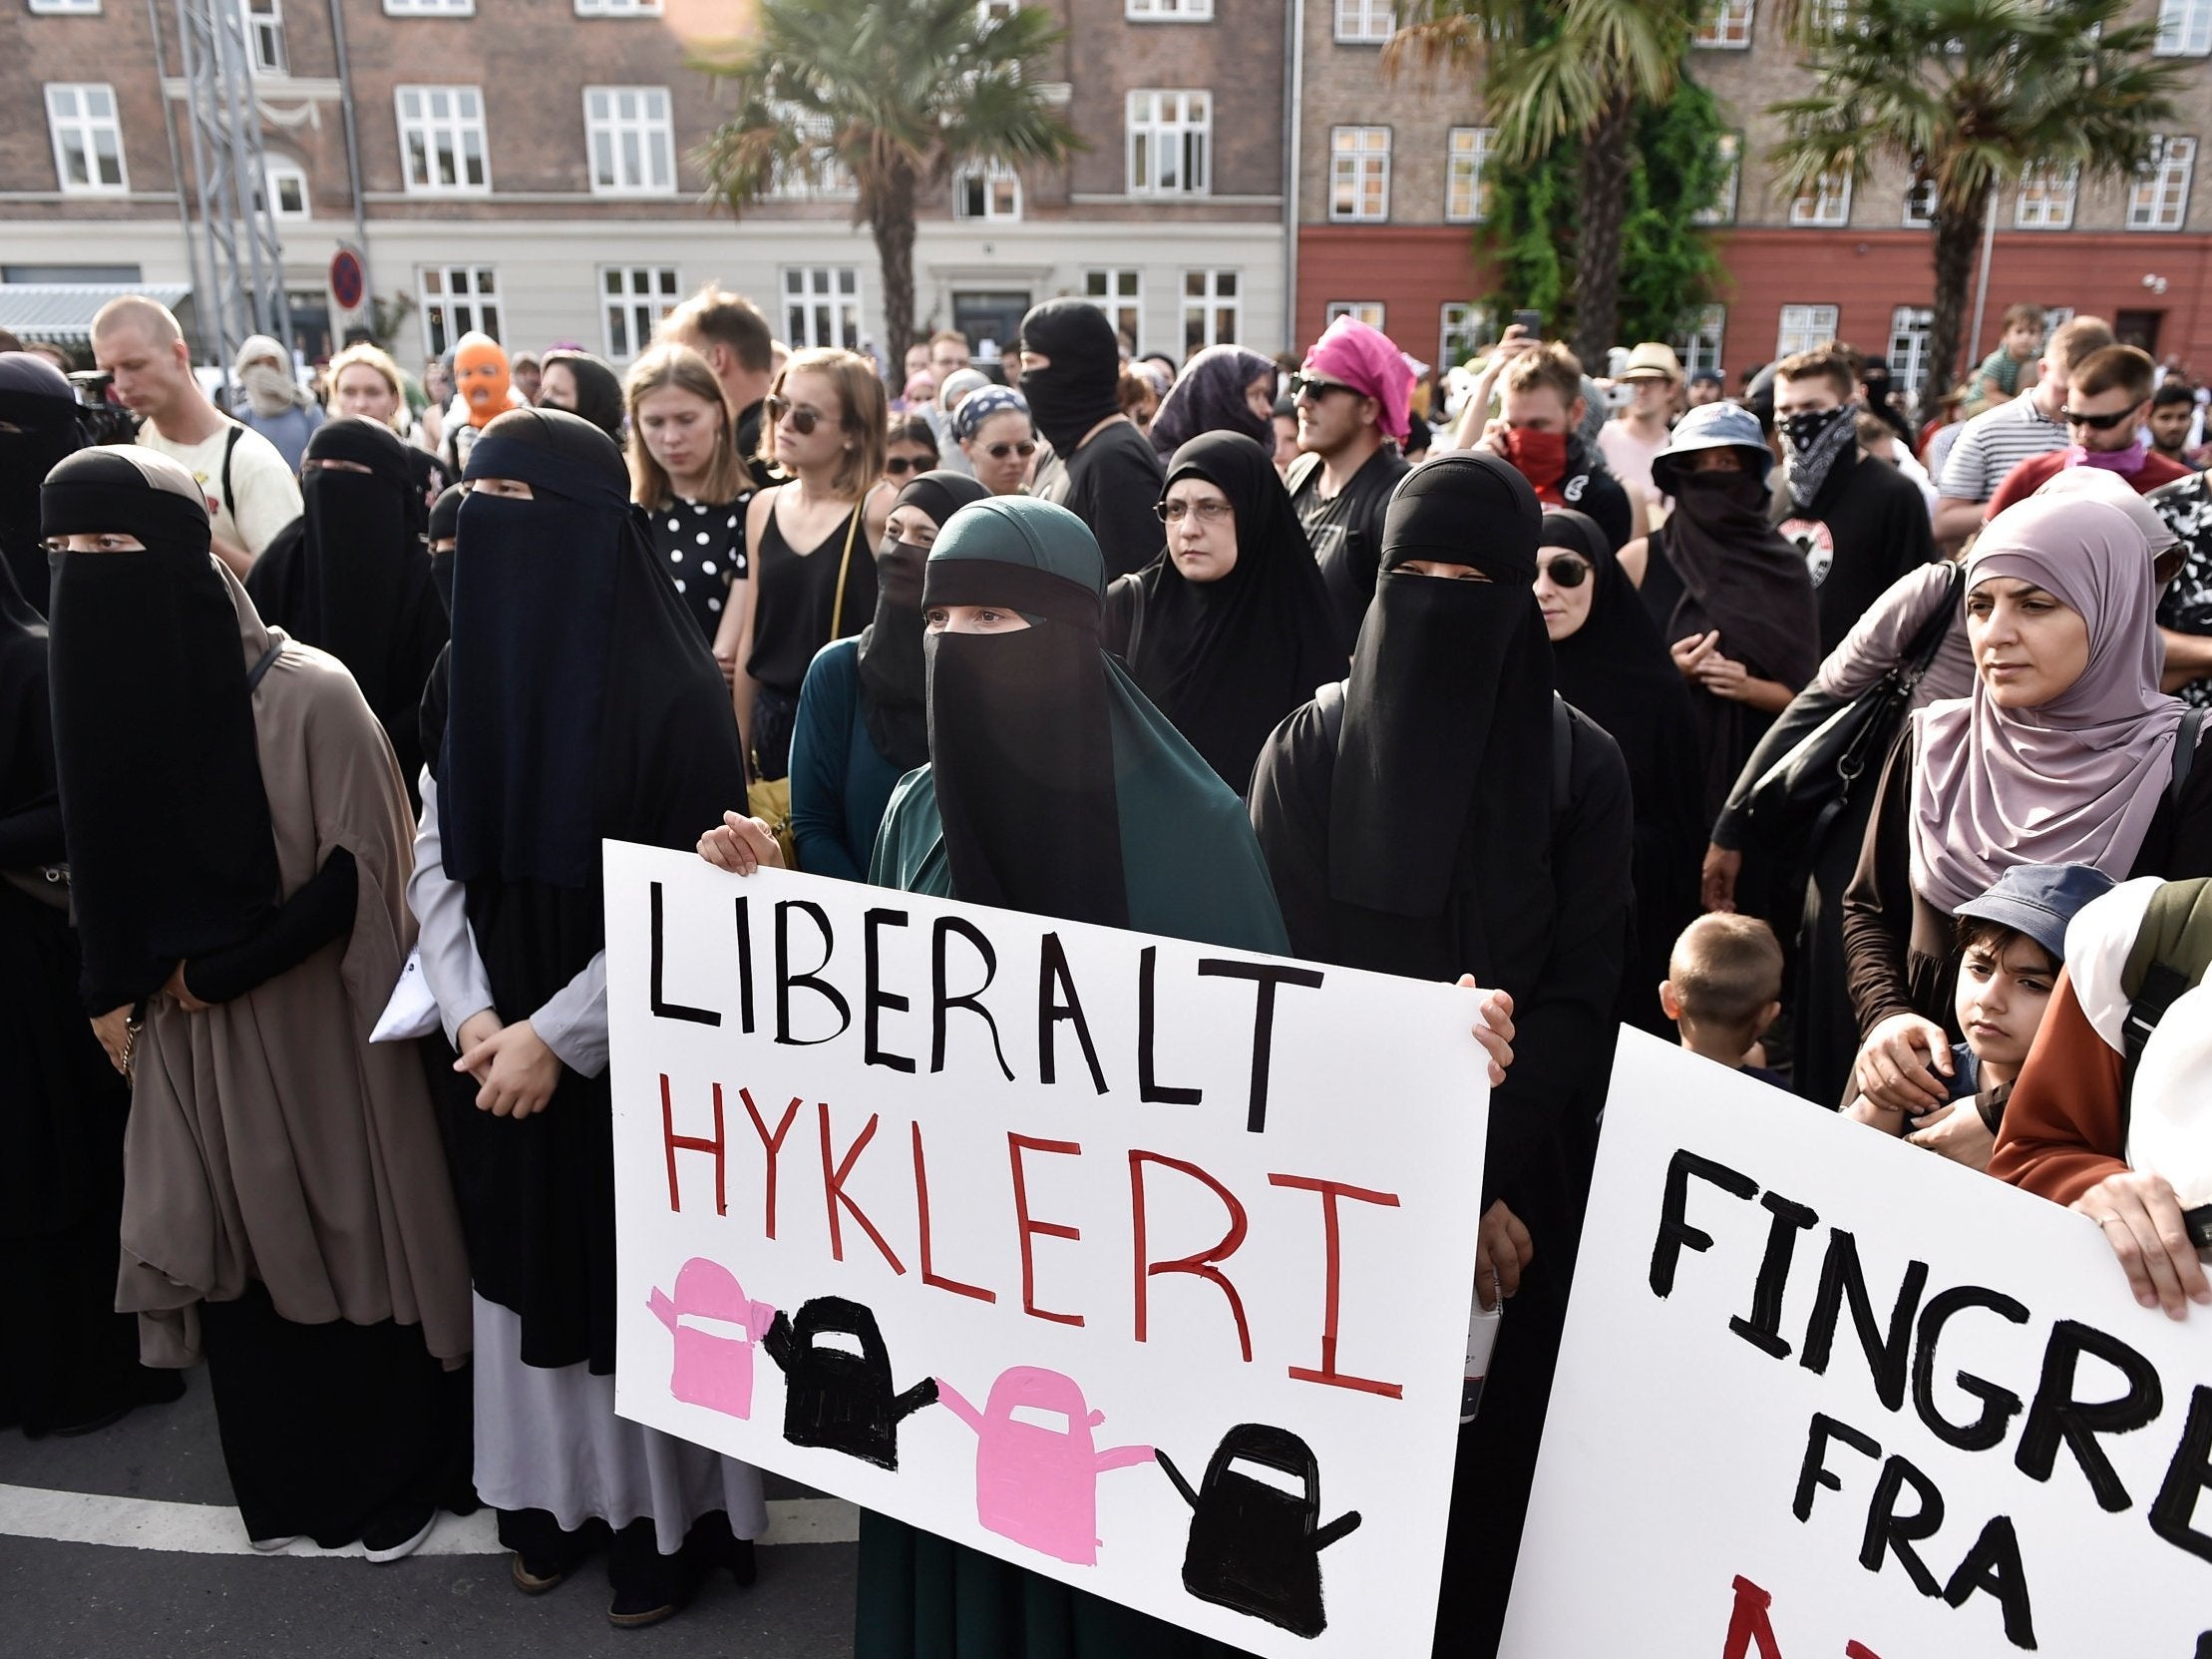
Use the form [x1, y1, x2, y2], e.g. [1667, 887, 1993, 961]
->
[1390, 0, 1704, 365]
[694, 0, 1081, 375]
[1768, 0, 2186, 415]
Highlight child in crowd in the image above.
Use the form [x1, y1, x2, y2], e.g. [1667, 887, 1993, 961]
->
[1974, 303, 2045, 409]
[1846, 862, 2114, 1169]
[1659, 915, 1786, 1087]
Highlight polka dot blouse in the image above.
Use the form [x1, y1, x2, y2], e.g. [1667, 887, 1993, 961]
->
[649, 495, 750, 641]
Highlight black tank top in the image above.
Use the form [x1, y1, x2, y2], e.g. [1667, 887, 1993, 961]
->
[745, 496, 875, 693]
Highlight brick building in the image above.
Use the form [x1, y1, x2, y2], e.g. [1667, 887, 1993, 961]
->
[2, 0, 1290, 371]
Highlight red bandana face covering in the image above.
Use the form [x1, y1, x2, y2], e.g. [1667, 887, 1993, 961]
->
[1499, 427, 1570, 503]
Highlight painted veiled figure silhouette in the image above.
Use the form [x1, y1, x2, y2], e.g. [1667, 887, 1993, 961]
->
[1157, 1423, 1362, 1640]
[762, 1296, 936, 1468]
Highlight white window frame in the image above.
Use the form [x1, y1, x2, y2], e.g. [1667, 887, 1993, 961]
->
[241, 0, 285, 76]
[45, 83, 127, 196]
[1692, 0, 1753, 47]
[573, 0, 662, 14]
[1333, 0, 1393, 43]
[2129, 135, 2196, 230]
[1696, 132, 1741, 225]
[1888, 306, 1935, 406]
[954, 159, 1022, 220]
[600, 264, 679, 360]
[1902, 178, 1937, 227]
[1776, 303, 1840, 359]
[1324, 301, 1386, 330]
[1442, 126, 1494, 224]
[1083, 267, 1143, 346]
[583, 86, 675, 198]
[765, 107, 855, 202]
[1438, 302, 1495, 373]
[1181, 267, 1240, 354]
[395, 85, 490, 196]
[783, 265, 863, 351]
[1126, 0, 1212, 16]
[1789, 171, 1852, 226]
[1675, 304, 1726, 376]
[382, 0, 473, 13]
[2015, 162, 2078, 228]
[1329, 126, 1391, 222]
[417, 263, 499, 357]
[29, 0, 104, 15]
[264, 156, 310, 218]
[1127, 90, 1210, 197]
[2157, 0, 2212, 56]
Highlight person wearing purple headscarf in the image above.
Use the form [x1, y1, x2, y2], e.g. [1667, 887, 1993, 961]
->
[1842, 492, 2212, 1116]
[1145, 345, 1277, 461]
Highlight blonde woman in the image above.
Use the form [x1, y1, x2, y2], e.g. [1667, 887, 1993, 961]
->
[736, 347, 892, 778]
[626, 343, 753, 685]
[327, 340, 449, 504]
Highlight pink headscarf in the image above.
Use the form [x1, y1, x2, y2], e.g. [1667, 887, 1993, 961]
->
[1302, 316, 1413, 443]
[1908, 494, 2188, 913]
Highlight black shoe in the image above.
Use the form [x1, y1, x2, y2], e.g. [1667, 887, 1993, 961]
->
[728, 1538, 756, 1588]
[362, 1507, 438, 1564]
[511, 1552, 566, 1595]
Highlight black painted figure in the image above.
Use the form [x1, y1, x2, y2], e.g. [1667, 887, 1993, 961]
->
[1157, 1423, 1361, 1639]
[763, 1297, 937, 1468]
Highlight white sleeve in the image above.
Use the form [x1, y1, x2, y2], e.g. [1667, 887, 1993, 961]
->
[405, 774, 497, 1045]
[532, 951, 609, 1078]
[228, 428, 304, 557]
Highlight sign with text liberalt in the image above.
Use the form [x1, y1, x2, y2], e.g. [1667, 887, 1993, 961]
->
[1502, 1031, 2212, 1658]
[602, 844, 1490, 1656]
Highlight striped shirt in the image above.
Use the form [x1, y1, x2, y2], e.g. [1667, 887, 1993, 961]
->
[1936, 389, 2066, 504]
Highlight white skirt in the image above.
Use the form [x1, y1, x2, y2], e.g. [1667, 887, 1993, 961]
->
[471, 1294, 767, 1549]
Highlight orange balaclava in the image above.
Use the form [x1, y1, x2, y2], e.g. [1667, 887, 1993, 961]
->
[454, 332, 510, 429]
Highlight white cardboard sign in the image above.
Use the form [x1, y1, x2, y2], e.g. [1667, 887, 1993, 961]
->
[602, 845, 1490, 1656]
[1503, 1031, 2212, 1658]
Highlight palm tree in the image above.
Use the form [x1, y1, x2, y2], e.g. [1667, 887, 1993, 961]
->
[1387, 0, 1704, 366]
[1768, 0, 2185, 416]
[693, 0, 1081, 377]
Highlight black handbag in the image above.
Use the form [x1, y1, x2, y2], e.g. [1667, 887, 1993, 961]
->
[1742, 562, 1965, 850]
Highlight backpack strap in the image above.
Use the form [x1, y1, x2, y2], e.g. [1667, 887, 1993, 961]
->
[245, 640, 282, 691]
[2118, 876, 2212, 1152]
[2169, 705, 2204, 816]
[219, 423, 243, 534]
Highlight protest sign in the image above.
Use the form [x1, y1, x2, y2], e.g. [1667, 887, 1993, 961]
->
[1502, 1031, 2212, 1657]
[602, 843, 1490, 1656]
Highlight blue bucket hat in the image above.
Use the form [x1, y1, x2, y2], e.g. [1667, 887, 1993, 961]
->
[1954, 862, 2119, 964]
[1652, 399, 1774, 494]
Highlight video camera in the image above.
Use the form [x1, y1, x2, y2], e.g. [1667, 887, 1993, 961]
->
[65, 369, 141, 447]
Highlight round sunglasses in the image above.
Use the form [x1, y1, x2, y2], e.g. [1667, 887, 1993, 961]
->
[884, 454, 936, 476]
[765, 393, 824, 436]
[978, 440, 1037, 461]
[1538, 554, 1591, 589]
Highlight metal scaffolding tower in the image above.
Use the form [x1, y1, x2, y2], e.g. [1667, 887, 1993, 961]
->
[167, 0, 290, 371]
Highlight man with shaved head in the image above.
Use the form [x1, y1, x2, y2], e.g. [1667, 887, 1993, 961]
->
[91, 296, 299, 577]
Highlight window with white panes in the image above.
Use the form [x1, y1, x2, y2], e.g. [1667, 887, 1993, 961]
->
[601, 265, 679, 359]
[242, 0, 285, 75]
[1439, 303, 1494, 370]
[954, 160, 1021, 219]
[2130, 136, 2196, 229]
[396, 86, 489, 195]
[1330, 127, 1390, 221]
[1444, 127, 1494, 223]
[584, 87, 674, 196]
[419, 264, 499, 356]
[384, 0, 472, 11]
[1789, 171, 1852, 226]
[1888, 307, 1934, 409]
[1127, 0, 1211, 16]
[1325, 302, 1385, 329]
[2157, 0, 2212, 55]
[1696, 133, 1741, 224]
[1334, 0, 1393, 42]
[45, 84, 126, 194]
[2015, 163, 2077, 228]
[264, 157, 309, 217]
[1675, 304, 1726, 376]
[1903, 178, 1937, 227]
[1181, 268, 1240, 355]
[1776, 304, 1840, 358]
[574, 0, 660, 13]
[28, 0, 102, 12]
[1693, 0, 1753, 47]
[1083, 269, 1143, 345]
[1127, 90, 1210, 196]
[767, 108, 854, 200]
[784, 266, 862, 351]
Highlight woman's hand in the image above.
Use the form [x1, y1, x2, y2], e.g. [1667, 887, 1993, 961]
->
[1694, 652, 1755, 700]
[163, 961, 210, 1015]
[1700, 843, 1741, 914]
[2074, 1170, 2211, 1320]
[1851, 1012, 1953, 1115]
[453, 1009, 504, 1086]
[456, 1018, 562, 1118]
[1474, 1200, 1534, 1311]
[697, 810, 785, 875]
[1455, 975, 1515, 1087]
[1670, 629, 1721, 683]
[1905, 1100, 1995, 1170]
[91, 1006, 134, 1076]
[711, 645, 739, 690]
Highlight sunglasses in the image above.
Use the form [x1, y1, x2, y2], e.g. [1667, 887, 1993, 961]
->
[2059, 404, 2143, 431]
[1154, 498, 1234, 524]
[1539, 555, 1591, 589]
[1288, 372, 1355, 401]
[765, 393, 823, 436]
[884, 455, 932, 475]
[981, 440, 1037, 461]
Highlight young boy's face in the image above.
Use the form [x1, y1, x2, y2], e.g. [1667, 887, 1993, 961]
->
[2006, 320, 2044, 361]
[1954, 933, 2057, 1076]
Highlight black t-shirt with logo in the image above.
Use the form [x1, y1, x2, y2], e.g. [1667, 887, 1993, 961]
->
[1288, 445, 1410, 653]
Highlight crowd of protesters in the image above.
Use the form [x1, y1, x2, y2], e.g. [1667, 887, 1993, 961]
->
[0, 275, 2206, 1659]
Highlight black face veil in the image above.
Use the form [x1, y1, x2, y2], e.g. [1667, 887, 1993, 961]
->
[859, 470, 988, 774]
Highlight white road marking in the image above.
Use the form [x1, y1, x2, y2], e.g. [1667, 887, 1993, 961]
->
[0, 1485, 858, 1557]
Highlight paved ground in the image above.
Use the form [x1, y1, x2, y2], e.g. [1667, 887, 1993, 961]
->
[0, 1376, 860, 1659]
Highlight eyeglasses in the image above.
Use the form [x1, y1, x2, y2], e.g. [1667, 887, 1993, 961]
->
[981, 440, 1037, 461]
[1288, 372, 1355, 402]
[2059, 405, 2142, 431]
[884, 455, 931, 476]
[1154, 498, 1234, 525]
[1539, 555, 1591, 589]
[765, 394, 822, 436]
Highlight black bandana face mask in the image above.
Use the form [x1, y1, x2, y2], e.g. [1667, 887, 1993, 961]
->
[1781, 404, 1852, 456]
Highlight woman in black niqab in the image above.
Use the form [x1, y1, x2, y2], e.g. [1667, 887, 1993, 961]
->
[1105, 431, 1346, 792]
[0, 352, 86, 614]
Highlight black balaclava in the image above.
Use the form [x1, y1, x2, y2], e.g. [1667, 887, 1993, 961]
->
[543, 349, 626, 443]
[860, 470, 987, 773]
[44, 448, 279, 1010]
[427, 481, 465, 615]
[0, 352, 87, 615]
[292, 415, 429, 716]
[1328, 451, 1557, 985]
[1016, 298, 1125, 456]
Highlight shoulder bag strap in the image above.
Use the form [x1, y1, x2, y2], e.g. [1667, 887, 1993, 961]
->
[1902, 560, 1967, 681]
[828, 498, 864, 640]
[2169, 705, 2205, 816]
[219, 424, 243, 530]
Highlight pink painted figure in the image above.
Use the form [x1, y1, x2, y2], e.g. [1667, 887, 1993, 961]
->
[935, 1366, 1154, 1566]
[647, 1258, 775, 1420]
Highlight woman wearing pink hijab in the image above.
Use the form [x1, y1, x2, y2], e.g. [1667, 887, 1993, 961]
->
[1841, 492, 2211, 1115]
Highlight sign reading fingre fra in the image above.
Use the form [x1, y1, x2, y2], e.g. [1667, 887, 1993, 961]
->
[604, 845, 1491, 1657]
